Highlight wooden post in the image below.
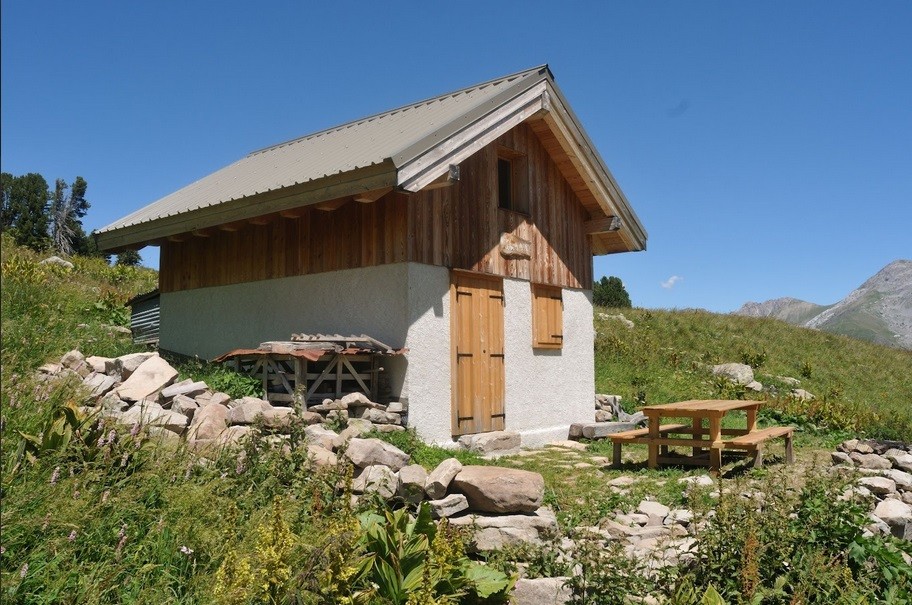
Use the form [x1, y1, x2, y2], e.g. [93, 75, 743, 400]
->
[647, 415, 660, 469]
[709, 415, 723, 474]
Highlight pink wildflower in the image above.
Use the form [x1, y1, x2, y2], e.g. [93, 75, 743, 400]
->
[50, 466, 60, 485]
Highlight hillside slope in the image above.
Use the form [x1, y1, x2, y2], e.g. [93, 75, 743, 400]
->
[595, 307, 912, 440]
[736, 259, 912, 349]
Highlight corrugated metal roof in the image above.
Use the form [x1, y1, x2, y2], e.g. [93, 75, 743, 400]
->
[98, 66, 549, 234]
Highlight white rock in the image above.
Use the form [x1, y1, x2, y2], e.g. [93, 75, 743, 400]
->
[711, 363, 754, 385]
[452, 466, 544, 514]
[108, 352, 155, 379]
[171, 394, 200, 419]
[790, 388, 815, 402]
[386, 401, 408, 414]
[888, 452, 912, 473]
[873, 499, 911, 538]
[680, 475, 715, 488]
[187, 402, 230, 440]
[227, 399, 272, 424]
[665, 509, 694, 526]
[115, 356, 178, 402]
[307, 445, 338, 467]
[425, 458, 463, 499]
[449, 507, 558, 552]
[345, 438, 410, 471]
[340, 392, 374, 408]
[859, 476, 897, 496]
[332, 420, 373, 449]
[428, 494, 470, 519]
[216, 425, 251, 447]
[40, 255, 73, 269]
[85, 356, 112, 373]
[160, 380, 209, 400]
[457, 431, 521, 454]
[119, 401, 188, 434]
[745, 381, 763, 392]
[880, 469, 912, 490]
[850, 453, 892, 470]
[352, 465, 399, 499]
[511, 577, 572, 604]
[398, 464, 428, 504]
[83, 372, 118, 398]
[304, 425, 338, 451]
[637, 500, 670, 519]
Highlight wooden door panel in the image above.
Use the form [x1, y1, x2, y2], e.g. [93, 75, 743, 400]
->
[451, 272, 505, 435]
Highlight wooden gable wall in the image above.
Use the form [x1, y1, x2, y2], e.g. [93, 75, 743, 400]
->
[159, 121, 592, 293]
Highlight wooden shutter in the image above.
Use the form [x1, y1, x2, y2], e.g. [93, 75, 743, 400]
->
[532, 284, 563, 349]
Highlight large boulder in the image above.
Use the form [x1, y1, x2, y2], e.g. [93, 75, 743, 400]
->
[344, 438, 410, 471]
[711, 363, 754, 385]
[307, 445, 338, 467]
[115, 356, 178, 402]
[451, 466, 544, 513]
[187, 401, 230, 441]
[83, 372, 118, 398]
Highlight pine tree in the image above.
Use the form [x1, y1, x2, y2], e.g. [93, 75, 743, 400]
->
[593, 276, 632, 308]
[0, 173, 51, 251]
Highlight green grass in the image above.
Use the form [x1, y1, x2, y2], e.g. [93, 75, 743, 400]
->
[594, 307, 912, 440]
[3, 236, 910, 603]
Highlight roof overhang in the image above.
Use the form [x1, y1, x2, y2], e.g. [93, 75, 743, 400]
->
[393, 76, 647, 255]
[96, 66, 646, 255]
[95, 160, 397, 251]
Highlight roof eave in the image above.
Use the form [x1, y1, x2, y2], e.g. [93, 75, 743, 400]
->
[94, 159, 398, 251]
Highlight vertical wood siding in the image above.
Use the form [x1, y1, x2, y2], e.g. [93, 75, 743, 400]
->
[159, 121, 592, 293]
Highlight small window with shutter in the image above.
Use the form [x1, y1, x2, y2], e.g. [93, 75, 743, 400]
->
[532, 284, 563, 349]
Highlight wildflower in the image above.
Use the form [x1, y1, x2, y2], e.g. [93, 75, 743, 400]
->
[1, 545, 6, 555]
[102, 490, 110, 503]
[179, 545, 194, 555]
[73, 490, 80, 499]
[68, 530, 77, 542]
[115, 524, 128, 553]
[130, 422, 140, 437]
[50, 466, 60, 485]
[96, 435, 106, 448]
[106, 429, 117, 445]
[19, 563, 28, 579]
[120, 452, 130, 468]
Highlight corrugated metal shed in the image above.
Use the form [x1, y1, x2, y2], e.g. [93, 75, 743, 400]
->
[97, 66, 546, 235]
[127, 289, 160, 345]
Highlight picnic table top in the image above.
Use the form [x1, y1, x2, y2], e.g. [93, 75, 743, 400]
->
[641, 399, 761, 418]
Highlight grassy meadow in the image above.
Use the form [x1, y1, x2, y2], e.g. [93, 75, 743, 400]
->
[1, 235, 910, 603]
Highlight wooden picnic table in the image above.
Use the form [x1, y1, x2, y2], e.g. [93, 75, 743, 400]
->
[641, 399, 761, 473]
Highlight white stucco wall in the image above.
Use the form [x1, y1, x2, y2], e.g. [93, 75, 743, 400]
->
[159, 264, 593, 448]
[159, 264, 411, 361]
[503, 279, 595, 447]
[401, 264, 452, 445]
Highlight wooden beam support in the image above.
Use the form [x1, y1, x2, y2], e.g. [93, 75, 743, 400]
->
[168, 234, 186, 243]
[218, 221, 245, 232]
[353, 186, 393, 204]
[192, 228, 213, 238]
[313, 197, 350, 212]
[280, 207, 305, 219]
[584, 215, 621, 234]
[249, 214, 275, 226]
[420, 165, 461, 192]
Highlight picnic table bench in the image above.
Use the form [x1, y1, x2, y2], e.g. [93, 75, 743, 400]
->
[608, 400, 794, 473]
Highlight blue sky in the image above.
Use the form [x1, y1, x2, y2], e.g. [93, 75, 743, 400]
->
[2, 1, 909, 312]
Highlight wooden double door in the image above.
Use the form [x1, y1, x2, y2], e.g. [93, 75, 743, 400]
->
[451, 271, 505, 435]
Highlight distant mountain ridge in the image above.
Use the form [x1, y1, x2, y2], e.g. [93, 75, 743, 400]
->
[735, 260, 912, 349]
